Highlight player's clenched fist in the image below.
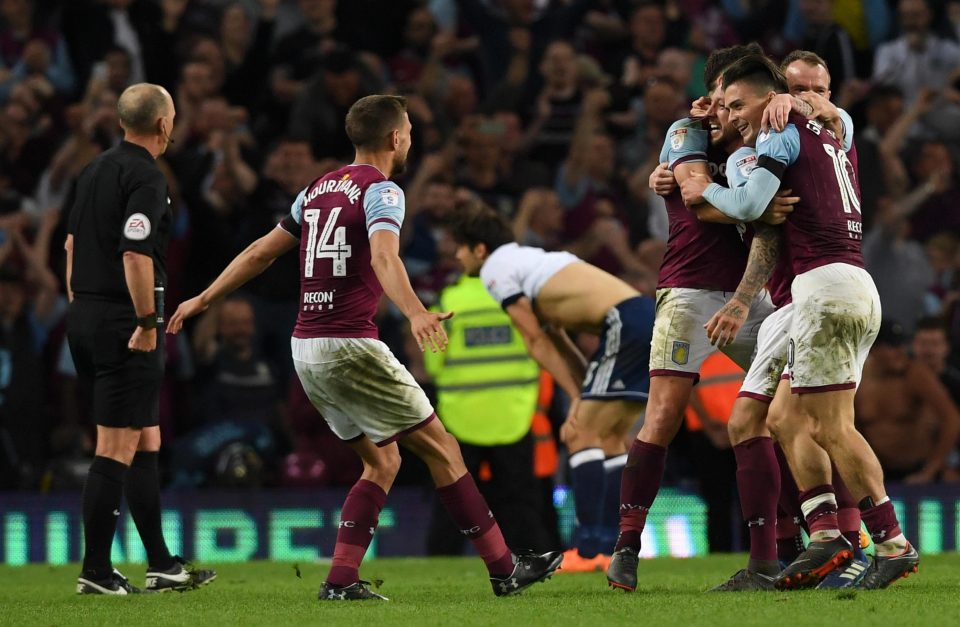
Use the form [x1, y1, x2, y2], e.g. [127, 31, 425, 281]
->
[649, 162, 677, 196]
[680, 171, 711, 206]
[410, 310, 454, 353]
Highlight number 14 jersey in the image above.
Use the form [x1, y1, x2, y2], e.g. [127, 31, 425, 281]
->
[279, 164, 404, 340]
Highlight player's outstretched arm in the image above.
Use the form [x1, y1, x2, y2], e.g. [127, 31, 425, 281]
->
[167, 227, 297, 334]
[504, 297, 583, 404]
[705, 223, 780, 347]
[369, 229, 453, 353]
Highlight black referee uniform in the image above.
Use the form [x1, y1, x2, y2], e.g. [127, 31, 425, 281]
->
[67, 141, 171, 426]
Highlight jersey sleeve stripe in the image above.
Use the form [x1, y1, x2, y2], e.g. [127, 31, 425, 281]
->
[670, 154, 708, 169]
[500, 293, 523, 309]
[368, 217, 400, 229]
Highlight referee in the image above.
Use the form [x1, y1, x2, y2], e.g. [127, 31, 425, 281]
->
[66, 83, 214, 595]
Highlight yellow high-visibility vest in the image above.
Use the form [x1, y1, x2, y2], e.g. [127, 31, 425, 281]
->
[424, 275, 540, 446]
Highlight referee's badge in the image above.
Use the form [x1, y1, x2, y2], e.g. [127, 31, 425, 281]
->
[124, 213, 151, 240]
[671, 341, 690, 365]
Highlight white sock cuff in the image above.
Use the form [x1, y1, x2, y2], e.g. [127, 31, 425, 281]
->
[800, 492, 837, 519]
[603, 454, 628, 472]
[569, 448, 605, 469]
[876, 495, 890, 506]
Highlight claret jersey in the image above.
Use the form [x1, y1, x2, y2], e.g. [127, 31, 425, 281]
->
[658, 118, 748, 292]
[279, 164, 404, 339]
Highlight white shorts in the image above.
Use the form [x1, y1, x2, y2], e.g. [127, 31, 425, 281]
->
[740, 304, 793, 401]
[649, 287, 775, 379]
[292, 336, 436, 445]
[789, 263, 881, 393]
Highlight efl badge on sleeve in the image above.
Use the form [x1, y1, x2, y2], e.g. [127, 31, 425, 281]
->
[671, 341, 690, 365]
[670, 128, 687, 150]
[736, 154, 757, 179]
[379, 187, 400, 206]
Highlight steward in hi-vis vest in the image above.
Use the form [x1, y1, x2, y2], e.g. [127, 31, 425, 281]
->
[424, 274, 555, 554]
[425, 275, 540, 446]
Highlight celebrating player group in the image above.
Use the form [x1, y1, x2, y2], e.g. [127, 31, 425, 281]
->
[165, 42, 918, 601]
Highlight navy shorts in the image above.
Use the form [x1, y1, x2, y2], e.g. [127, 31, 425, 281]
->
[581, 296, 654, 401]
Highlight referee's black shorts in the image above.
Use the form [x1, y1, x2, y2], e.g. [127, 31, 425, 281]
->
[67, 298, 164, 429]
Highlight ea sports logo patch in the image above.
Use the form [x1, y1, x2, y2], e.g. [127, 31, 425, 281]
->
[123, 213, 151, 241]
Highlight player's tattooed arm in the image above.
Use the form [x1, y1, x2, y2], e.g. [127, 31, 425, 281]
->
[704, 223, 780, 346]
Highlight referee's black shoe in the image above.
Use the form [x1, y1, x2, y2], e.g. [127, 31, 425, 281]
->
[77, 568, 144, 595]
[146, 556, 217, 592]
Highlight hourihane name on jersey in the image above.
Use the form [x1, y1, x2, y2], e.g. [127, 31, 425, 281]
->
[301, 176, 363, 206]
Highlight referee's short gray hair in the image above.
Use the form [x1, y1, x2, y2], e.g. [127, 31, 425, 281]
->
[118, 83, 170, 136]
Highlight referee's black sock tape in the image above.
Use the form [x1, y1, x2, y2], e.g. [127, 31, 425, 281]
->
[82, 456, 128, 578]
[126, 450, 175, 571]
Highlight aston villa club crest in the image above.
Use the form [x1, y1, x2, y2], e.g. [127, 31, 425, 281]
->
[671, 341, 690, 365]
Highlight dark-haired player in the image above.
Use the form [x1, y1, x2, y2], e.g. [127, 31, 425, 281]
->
[703, 50, 869, 592]
[450, 205, 655, 583]
[602, 43, 798, 593]
[169, 95, 562, 601]
[681, 55, 918, 590]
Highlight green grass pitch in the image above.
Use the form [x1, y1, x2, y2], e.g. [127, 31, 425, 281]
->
[1, 554, 958, 626]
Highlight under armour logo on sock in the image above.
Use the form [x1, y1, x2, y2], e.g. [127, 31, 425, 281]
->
[747, 517, 766, 527]
[112, 510, 120, 516]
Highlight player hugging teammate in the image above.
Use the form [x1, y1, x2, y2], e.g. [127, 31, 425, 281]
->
[674, 50, 918, 591]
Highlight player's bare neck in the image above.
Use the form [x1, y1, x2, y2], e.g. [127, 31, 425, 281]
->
[352, 152, 392, 179]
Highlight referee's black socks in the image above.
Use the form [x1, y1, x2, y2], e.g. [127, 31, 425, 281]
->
[126, 451, 175, 571]
[81, 456, 127, 578]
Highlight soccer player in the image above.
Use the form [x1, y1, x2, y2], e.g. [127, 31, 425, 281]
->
[169, 95, 562, 600]
[701, 51, 870, 591]
[450, 205, 655, 576]
[602, 44, 794, 593]
[681, 55, 919, 590]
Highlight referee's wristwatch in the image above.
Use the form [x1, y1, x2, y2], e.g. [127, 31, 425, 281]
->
[136, 312, 159, 330]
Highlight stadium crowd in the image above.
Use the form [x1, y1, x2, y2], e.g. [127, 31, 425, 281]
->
[2, 0, 960, 545]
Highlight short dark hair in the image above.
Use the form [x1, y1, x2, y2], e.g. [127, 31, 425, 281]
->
[703, 42, 765, 92]
[721, 54, 788, 96]
[781, 50, 829, 72]
[117, 83, 169, 135]
[915, 316, 948, 335]
[449, 205, 514, 252]
[345, 95, 408, 151]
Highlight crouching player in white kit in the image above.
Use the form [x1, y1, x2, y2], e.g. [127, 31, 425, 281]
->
[450, 205, 655, 581]
[169, 95, 562, 601]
